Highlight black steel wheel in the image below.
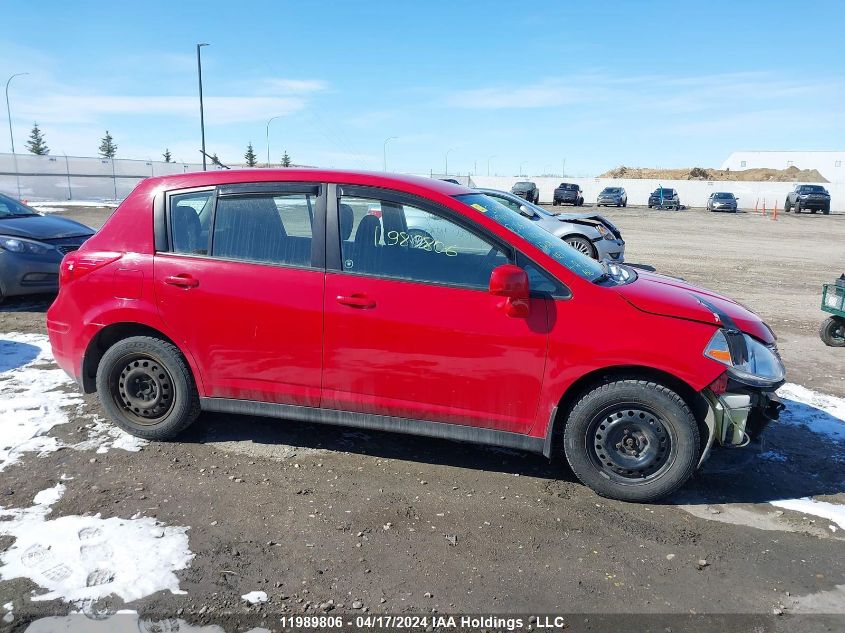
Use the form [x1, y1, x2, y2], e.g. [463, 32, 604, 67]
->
[96, 336, 200, 439]
[586, 406, 673, 482]
[563, 379, 700, 502]
[820, 316, 845, 347]
[112, 354, 175, 424]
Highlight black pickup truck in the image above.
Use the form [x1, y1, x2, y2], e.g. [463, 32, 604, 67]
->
[552, 182, 584, 206]
[785, 184, 831, 214]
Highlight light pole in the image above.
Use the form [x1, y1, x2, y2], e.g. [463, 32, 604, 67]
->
[445, 148, 454, 175]
[5, 72, 28, 198]
[519, 161, 528, 176]
[562, 158, 566, 177]
[487, 155, 496, 176]
[383, 136, 397, 172]
[196, 43, 209, 171]
[266, 115, 284, 167]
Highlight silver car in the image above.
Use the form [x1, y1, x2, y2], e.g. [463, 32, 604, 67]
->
[476, 188, 625, 262]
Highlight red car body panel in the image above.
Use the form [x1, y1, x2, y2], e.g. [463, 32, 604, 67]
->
[47, 169, 769, 444]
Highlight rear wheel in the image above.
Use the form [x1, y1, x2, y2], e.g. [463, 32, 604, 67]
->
[96, 336, 200, 440]
[820, 316, 845, 347]
[563, 380, 700, 502]
[564, 235, 596, 259]
[823, 206, 830, 215]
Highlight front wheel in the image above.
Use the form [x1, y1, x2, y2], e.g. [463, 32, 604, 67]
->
[564, 235, 596, 259]
[563, 380, 700, 502]
[96, 336, 201, 440]
[820, 316, 845, 347]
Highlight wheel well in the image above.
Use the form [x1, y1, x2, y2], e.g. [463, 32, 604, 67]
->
[81, 323, 180, 393]
[548, 365, 709, 454]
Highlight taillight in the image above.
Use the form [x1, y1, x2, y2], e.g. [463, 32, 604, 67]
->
[59, 251, 122, 286]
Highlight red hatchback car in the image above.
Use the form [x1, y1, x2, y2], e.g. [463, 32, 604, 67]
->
[47, 170, 785, 501]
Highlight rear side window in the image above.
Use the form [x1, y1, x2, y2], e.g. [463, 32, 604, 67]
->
[212, 193, 316, 268]
[170, 190, 214, 255]
[338, 195, 508, 289]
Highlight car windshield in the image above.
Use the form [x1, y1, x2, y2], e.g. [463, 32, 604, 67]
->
[0, 194, 39, 218]
[513, 182, 532, 188]
[653, 189, 674, 195]
[713, 193, 734, 199]
[454, 193, 606, 282]
[799, 185, 826, 193]
[601, 188, 621, 194]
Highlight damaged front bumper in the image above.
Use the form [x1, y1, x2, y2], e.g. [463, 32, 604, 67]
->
[698, 386, 784, 467]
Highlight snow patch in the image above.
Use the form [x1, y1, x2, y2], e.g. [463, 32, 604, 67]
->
[778, 383, 845, 443]
[0, 483, 193, 607]
[758, 450, 787, 462]
[0, 332, 148, 470]
[2, 601, 12, 624]
[770, 497, 845, 530]
[0, 333, 83, 471]
[25, 613, 229, 632]
[241, 590, 268, 604]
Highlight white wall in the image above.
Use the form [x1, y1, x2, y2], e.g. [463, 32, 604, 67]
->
[721, 151, 845, 184]
[471, 175, 843, 211]
[0, 152, 225, 201]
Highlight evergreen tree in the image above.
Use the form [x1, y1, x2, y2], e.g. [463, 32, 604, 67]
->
[244, 142, 257, 167]
[163, 148, 172, 163]
[25, 122, 49, 155]
[99, 131, 117, 158]
[281, 150, 291, 167]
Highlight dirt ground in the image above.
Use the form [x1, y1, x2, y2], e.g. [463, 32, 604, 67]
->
[0, 204, 843, 632]
[598, 165, 828, 182]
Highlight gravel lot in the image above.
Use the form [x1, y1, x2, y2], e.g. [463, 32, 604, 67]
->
[0, 204, 843, 632]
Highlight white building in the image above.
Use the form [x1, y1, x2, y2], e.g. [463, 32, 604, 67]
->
[721, 151, 845, 183]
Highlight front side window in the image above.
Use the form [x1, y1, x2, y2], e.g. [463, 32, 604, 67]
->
[212, 192, 315, 267]
[338, 195, 508, 289]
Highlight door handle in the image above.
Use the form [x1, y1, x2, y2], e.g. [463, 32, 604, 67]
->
[165, 274, 199, 288]
[336, 294, 376, 309]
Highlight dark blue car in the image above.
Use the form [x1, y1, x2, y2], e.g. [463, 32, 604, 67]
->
[0, 193, 94, 301]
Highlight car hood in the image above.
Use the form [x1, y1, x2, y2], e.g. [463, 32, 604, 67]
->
[0, 215, 95, 240]
[616, 270, 774, 343]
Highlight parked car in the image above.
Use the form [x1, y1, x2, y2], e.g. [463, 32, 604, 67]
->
[510, 181, 539, 204]
[596, 187, 627, 207]
[552, 183, 584, 206]
[647, 187, 680, 210]
[784, 184, 831, 214]
[477, 188, 625, 262]
[0, 193, 94, 302]
[48, 169, 784, 502]
[706, 192, 738, 213]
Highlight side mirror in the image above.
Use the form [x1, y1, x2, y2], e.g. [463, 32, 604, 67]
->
[518, 205, 537, 218]
[489, 264, 530, 318]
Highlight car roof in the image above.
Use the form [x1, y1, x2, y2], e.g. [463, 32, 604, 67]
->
[141, 169, 474, 198]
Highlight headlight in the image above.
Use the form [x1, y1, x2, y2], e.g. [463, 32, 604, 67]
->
[594, 225, 615, 240]
[0, 236, 54, 255]
[704, 329, 785, 387]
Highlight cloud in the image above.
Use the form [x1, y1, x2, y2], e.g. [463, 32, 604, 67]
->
[260, 78, 329, 94]
[19, 94, 311, 125]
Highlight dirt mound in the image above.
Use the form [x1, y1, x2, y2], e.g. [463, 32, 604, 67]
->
[599, 165, 828, 183]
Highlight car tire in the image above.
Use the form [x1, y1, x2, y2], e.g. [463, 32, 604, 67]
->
[96, 335, 201, 440]
[820, 316, 845, 347]
[616, 201, 621, 207]
[823, 205, 830, 215]
[563, 379, 700, 502]
[794, 202, 801, 214]
[784, 200, 791, 213]
[564, 235, 596, 259]
[623, 200, 627, 207]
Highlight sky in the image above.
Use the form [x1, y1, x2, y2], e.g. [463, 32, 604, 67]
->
[1, 0, 844, 176]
